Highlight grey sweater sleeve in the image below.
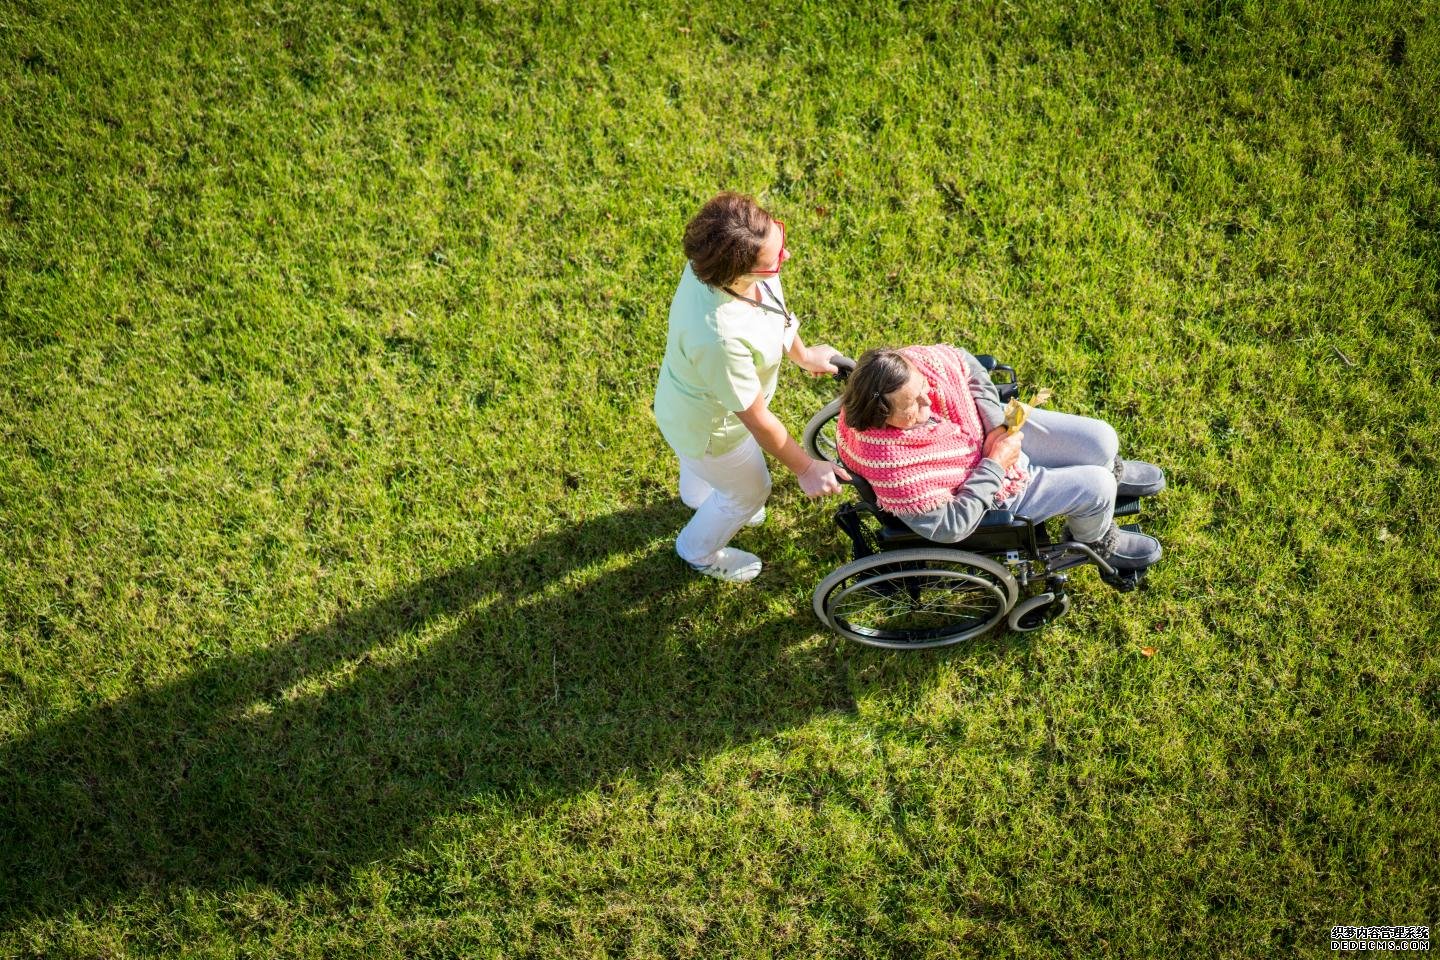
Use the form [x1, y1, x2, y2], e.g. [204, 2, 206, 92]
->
[897, 458, 1008, 543]
[959, 349, 1006, 431]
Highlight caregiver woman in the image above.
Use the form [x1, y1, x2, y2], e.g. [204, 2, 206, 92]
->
[653, 192, 850, 583]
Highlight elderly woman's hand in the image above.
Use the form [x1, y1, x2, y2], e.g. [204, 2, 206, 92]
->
[983, 426, 1024, 472]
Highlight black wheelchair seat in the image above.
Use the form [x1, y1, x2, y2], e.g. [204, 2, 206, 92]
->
[845, 461, 1040, 552]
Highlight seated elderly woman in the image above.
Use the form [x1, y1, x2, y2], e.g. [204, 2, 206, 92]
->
[835, 344, 1165, 571]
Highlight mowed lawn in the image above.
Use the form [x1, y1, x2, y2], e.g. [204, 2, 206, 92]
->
[3, 0, 1438, 955]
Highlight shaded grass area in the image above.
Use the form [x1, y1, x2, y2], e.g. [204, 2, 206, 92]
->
[2, 0, 1438, 955]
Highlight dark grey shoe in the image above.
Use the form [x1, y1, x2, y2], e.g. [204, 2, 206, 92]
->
[1112, 457, 1166, 497]
[1088, 522, 1162, 571]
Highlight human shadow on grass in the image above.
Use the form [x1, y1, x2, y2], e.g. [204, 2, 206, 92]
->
[1, 500, 1018, 925]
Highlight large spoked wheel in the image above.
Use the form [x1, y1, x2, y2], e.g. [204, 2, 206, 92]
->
[814, 548, 1019, 650]
[802, 398, 842, 464]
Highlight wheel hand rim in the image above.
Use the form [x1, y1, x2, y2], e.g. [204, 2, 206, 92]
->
[815, 423, 838, 463]
[829, 569, 1005, 642]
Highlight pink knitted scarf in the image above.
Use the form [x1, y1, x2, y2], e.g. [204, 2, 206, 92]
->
[836, 344, 1029, 516]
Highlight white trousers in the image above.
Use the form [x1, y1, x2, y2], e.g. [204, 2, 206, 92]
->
[671, 435, 772, 567]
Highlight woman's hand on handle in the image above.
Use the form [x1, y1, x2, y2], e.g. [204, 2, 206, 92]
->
[983, 425, 1024, 472]
[798, 458, 851, 498]
[736, 390, 850, 498]
[787, 333, 842, 378]
[794, 344, 840, 378]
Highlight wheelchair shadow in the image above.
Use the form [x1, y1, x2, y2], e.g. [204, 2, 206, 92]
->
[3, 500, 965, 926]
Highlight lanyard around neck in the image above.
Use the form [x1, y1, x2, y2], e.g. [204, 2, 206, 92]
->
[723, 280, 794, 329]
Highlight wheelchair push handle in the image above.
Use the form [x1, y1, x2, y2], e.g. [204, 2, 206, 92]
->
[827, 354, 856, 382]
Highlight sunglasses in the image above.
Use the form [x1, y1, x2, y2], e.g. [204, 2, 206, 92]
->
[749, 219, 790, 276]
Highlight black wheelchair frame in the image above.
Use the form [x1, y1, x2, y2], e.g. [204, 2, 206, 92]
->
[804, 354, 1150, 650]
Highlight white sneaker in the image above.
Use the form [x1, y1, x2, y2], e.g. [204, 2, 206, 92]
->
[746, 507, 766, 527]
[688, 548, 763, 583]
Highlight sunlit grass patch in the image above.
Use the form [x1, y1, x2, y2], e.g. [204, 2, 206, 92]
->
[2, 0, 1437, 956]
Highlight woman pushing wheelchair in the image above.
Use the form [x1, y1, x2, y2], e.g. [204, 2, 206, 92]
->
[652, 190, 1165, 585]
[652, 192, 850, 583]
[836, 345, 1166, 572]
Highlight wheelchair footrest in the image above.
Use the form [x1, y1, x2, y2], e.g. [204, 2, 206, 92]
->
[1114, 495, 1142, 518]
[1100, 566, 1147, 592]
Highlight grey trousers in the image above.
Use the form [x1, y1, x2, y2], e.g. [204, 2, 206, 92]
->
[1000, 408, 1119, 542]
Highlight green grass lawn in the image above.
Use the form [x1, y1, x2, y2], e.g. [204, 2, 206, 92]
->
[3, 0, 1438, 955]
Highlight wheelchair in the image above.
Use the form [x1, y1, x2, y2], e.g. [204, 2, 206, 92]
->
[803, 354, 1154, 650]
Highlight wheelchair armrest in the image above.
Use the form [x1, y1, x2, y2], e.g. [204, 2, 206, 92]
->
[977, 509, 1014, 527]
[974, 353, 1019, 400]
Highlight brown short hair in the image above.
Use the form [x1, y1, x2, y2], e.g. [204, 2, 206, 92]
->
[683, 192, 774, 288]
[841, 348, 914, 431]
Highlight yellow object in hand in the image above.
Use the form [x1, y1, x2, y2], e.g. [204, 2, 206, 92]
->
[1003, 388, 1054, 433]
